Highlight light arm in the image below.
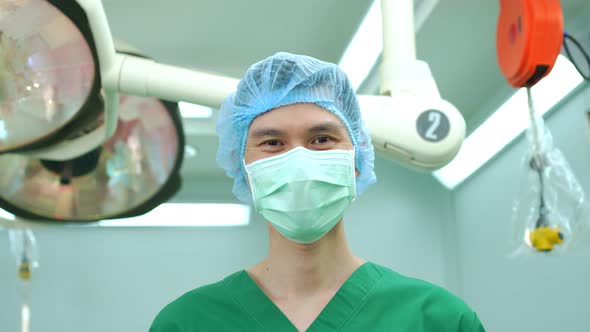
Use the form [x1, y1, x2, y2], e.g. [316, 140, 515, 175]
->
[355, 0, 465, 170]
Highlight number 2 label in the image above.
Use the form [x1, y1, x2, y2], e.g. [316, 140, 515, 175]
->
[425, 111, 441, 140]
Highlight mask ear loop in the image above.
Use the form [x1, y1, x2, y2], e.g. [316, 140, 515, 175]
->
[350, 147, 358, 203]
[242, 158, 257, 208]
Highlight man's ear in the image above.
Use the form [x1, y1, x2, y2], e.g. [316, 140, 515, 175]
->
[355, 168, 360, 177]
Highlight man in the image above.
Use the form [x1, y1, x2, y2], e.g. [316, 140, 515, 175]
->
[150, 52, 485, 331]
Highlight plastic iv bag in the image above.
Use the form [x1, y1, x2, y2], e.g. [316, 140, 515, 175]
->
[511, 94, 588, 256]
[8, 229, 39, 279]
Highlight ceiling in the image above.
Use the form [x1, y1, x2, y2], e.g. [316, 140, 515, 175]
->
[100, 0, 590, 179]
[102, 0, 373, 77]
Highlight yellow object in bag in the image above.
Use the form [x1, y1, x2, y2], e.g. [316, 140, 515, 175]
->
[529, 226, 563, 252]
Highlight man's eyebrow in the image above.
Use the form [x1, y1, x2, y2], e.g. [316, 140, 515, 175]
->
[307, 122, 347, 135]
[248, 128, 288, 139]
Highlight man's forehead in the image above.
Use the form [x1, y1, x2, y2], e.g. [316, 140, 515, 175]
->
[247, 103, 348, 134]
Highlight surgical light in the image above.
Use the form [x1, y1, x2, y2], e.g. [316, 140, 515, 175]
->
[1, 0, 469, 226]
[0, 93, 185, 222]
[1, 0, 239, 162]
[0, 0, 101, 153]
[3, 0, 463, 172]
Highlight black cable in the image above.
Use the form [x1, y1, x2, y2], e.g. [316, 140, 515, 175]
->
[563, 32, 590, 81]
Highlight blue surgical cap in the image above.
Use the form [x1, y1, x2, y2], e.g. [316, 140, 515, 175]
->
[216, 52, 376, 203]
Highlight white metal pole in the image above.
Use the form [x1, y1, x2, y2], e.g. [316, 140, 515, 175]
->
[526, 87, 544, 156]
[117, 54, 239, 108]
[76, 0, 118, 83]
[380, 0, 417, 95]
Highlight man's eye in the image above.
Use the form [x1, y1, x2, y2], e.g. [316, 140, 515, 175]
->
[262, 140, 282, 146]
[312, 136, 332, 144]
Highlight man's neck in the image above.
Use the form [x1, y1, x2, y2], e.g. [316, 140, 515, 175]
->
[248, 220, 365, 301]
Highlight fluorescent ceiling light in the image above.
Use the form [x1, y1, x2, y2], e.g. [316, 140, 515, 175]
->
[338, 0, 382, 91]
[98, 203, 250, 227]
[184, 145, 199, 158]
[0, 208, 15, 221]
[434, 55, 584, 189]
[178, 102, 213, 119]
[0, 120, 6, 140]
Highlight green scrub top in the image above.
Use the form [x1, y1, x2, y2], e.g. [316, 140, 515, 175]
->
[150, 262, 485, 331]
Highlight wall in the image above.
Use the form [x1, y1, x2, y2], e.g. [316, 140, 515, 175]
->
[453, 84, 590, 332]
[0, 156, 454, 332]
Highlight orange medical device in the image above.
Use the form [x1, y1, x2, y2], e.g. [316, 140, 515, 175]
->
[497, 0, 564, 87]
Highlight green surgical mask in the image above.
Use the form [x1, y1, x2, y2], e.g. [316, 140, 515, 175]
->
[245, 147, 356, 244]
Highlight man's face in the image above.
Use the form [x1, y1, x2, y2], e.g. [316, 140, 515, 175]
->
[244, 103, 354, 165]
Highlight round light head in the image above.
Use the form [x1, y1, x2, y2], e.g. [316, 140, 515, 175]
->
[0, 0, 99, 153]
[0, 94, 184, 222]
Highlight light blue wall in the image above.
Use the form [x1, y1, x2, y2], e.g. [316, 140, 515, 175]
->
[347, 157, 455, 286]
[452, 84, 590, 332]
[0, 157, 454, 332]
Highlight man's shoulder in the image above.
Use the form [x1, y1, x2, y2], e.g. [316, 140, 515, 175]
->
[371, 263, 468, 306]
[149, 271, 242, 330]
[368, 263, 484, 331]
